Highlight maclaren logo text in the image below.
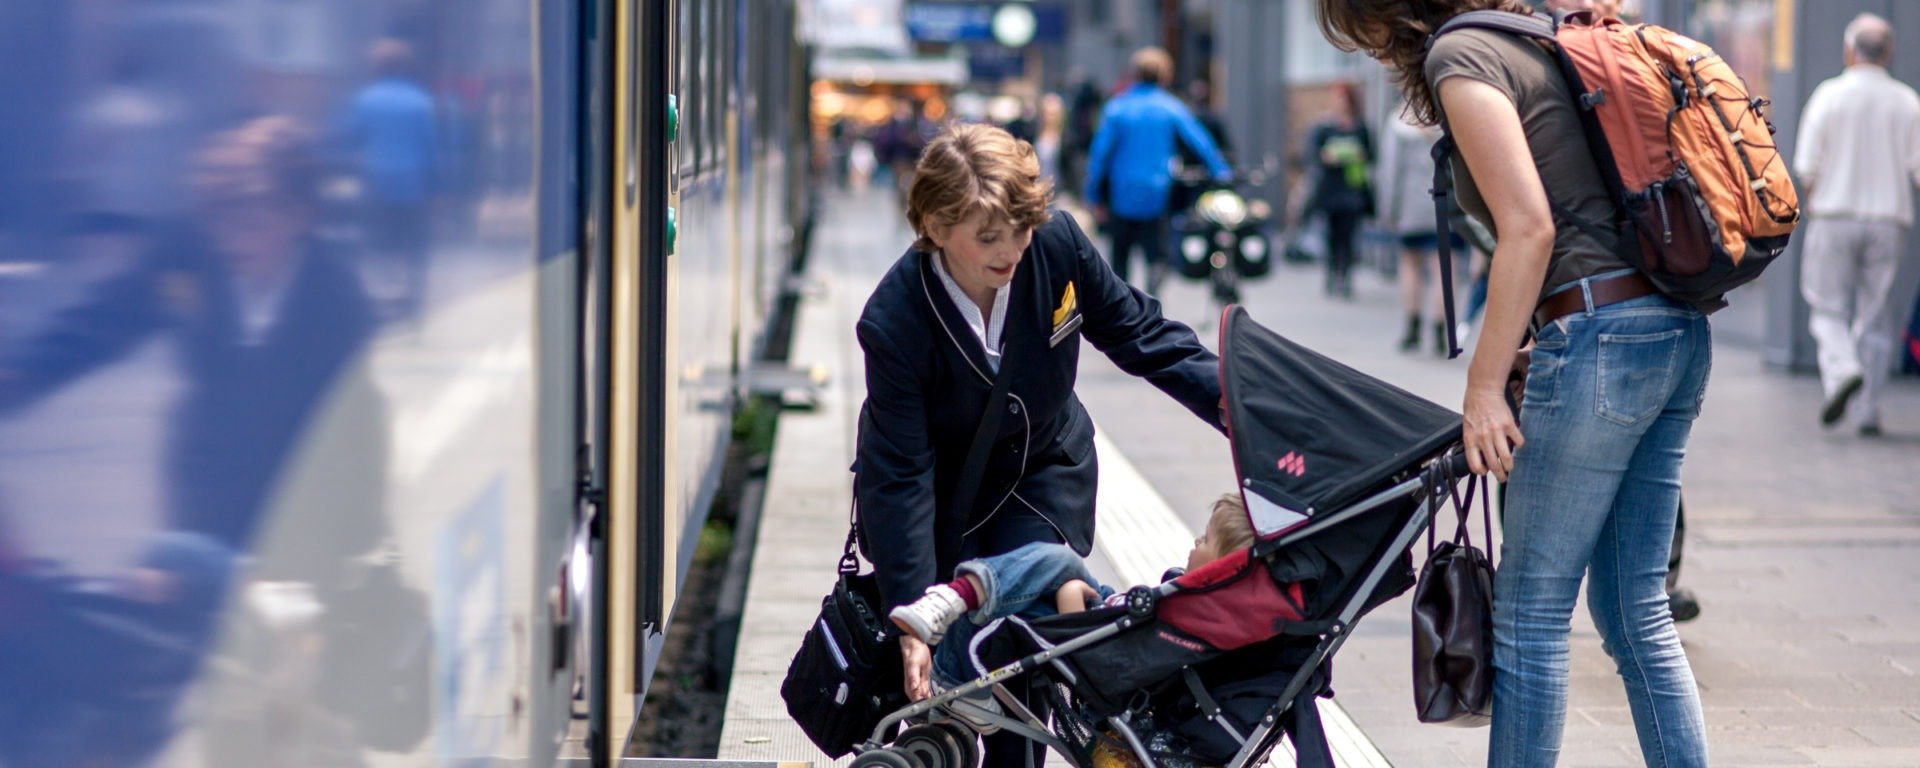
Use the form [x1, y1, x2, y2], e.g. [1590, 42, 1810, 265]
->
[1276, 451, 1306, 477]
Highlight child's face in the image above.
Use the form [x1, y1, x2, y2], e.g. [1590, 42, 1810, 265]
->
[1187, 519, 1227, 572]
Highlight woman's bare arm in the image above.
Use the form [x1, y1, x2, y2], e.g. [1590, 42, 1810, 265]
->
[1435, 77, 1555, 481]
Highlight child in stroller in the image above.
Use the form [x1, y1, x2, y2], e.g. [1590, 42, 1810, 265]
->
[842, 307, 1472, 768]
[889, 495, 1256, 716]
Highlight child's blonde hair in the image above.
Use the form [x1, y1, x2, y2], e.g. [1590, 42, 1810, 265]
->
[1207, 493, 1257, 557]
[905, 122, 1055, 253]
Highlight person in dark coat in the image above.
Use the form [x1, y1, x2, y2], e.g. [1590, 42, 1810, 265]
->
[0, 116, 389, 765]
[1303, 81, 1374, 298]
[853, 121, 1224, 766]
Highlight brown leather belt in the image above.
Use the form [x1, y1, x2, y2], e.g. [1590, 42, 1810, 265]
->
[1533, 272, 1659, 328]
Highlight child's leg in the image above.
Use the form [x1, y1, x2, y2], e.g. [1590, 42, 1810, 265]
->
[953, 542, 1106, 622]
[930, 616, 980, 687]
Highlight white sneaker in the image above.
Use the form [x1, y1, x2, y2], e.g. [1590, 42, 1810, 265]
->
[889, 584, 968, 645]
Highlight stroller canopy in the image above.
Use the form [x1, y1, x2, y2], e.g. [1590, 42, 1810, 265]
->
[1219, 306, 1461, 539]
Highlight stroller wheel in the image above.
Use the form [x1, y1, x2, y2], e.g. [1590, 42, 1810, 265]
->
[895, 724, 967, 768]
[932, 721, 980, 768]
[849, 747, 917, 768]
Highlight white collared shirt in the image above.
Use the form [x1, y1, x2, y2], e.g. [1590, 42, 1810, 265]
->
[233, 258, 302, 347]
[930, 251, 1010, 373]
[1795, 64, 1920, 226]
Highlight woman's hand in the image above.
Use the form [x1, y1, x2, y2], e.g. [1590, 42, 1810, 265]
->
[1463, 380, 1524, 481]
[900, 635, 932, 701]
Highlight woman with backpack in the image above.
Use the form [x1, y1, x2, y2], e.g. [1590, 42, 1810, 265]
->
[1316, 2, 1712, 766]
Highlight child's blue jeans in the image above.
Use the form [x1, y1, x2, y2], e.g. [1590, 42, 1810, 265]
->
[932, 542, 1113, 686]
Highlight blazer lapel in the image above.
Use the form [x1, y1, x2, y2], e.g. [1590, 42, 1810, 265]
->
[917, 251, 996, 384]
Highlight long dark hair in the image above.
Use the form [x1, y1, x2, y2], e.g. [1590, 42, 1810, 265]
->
[1315, 0, 1533, 125]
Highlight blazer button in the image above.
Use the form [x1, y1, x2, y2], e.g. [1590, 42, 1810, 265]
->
[1008, 402, 1020, 415]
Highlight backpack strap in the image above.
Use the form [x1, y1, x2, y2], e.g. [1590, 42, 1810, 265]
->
[1429, 136, 1464, 359]
[1427, 9, 1557, 50]
[1420, 11, 1557, 360]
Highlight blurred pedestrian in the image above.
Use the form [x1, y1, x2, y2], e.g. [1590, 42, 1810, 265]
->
[1062, 78, 1104, 201]
[1377, 109, 1460, 354]
[1171, 79, 1235, 217]
[0, 115, 392, 764]
[1035, 93, 1065, 184]
[1304, 82, 1374, 298]
[1321, 1, 1714, 764]
[848, 132, 877, 192]
[1183, 80, 1233, 164]
[341, 38, 437, 320]
[877, 103, 931, 218]
[1545, 0, 1625, 18]
[1084, 47, 1231, 294]
[1795, 12, 1920, 437]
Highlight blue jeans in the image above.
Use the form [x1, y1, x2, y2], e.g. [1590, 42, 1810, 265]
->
[932, 542, 1112, 686]
[1490, 292, 1711, 767]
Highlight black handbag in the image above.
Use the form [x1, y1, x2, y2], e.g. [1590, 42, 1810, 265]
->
[1411, 472, 1495, 727]
[779, 524, 910, 757]
[782, 352, 1015, 756]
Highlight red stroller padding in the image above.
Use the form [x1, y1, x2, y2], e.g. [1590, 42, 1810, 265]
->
[1162, 549, 1306, 652]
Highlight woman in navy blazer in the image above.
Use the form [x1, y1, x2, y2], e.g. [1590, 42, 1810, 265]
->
[852, 123, 1225, 750]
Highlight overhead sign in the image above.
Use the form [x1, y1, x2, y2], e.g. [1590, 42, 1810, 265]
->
[802, 0, 911, 54]
[905, 2, 1066, 45]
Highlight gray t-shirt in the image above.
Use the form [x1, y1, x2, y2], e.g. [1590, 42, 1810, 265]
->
[1425, 27, 1628, 300]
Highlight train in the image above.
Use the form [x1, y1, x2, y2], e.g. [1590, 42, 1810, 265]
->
[0, 0, 808, 765]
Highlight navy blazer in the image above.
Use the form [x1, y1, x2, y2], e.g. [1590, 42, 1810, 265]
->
[853, 211, 1225, 609]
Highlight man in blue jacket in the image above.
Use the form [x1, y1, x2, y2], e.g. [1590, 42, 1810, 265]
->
[1084, 47, 1232, 295]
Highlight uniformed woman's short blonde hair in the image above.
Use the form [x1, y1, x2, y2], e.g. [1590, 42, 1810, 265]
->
[906, 122, 1054, 253]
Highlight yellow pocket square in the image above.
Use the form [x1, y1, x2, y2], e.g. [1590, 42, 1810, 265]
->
[1049, 282, 1082, 347]
[1051, 282, 1078, 329]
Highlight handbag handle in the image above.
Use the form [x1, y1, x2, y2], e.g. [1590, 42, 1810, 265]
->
[1424, 450, 1496, 575]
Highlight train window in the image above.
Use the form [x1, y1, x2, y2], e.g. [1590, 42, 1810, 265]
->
[744, 2, 755, 147]
[677, 0, 699, 176]
[713, 0, 729, 168]
[625, 0, 641, 207]
[703, 0, 720, 171]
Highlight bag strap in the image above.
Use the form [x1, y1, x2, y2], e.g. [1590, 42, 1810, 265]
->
[1440, 473, 1498, 575]
[946, 361, 1017, 535]
[1422, 449, 1495, 574]
[1430, 137, 1464, 360]
[845, 357, 1016, 575]
[1424, 10, 1572, 361]
[1429, 9, 1557, 49]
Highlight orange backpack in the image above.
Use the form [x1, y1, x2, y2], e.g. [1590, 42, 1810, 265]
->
[1429, 10, 1801, 309]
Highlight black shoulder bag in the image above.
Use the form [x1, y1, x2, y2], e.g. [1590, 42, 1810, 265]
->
[782, 361, 1015, 757]
[1412, 465, 1496, 727]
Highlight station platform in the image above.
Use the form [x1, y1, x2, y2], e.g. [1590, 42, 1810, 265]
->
[717, 185, 1920, 767]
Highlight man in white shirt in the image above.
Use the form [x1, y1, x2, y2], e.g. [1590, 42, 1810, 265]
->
[1794, 13, 1920, 436]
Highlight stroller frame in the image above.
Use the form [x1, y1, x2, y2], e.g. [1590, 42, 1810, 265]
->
[852, 449, 1469, 768]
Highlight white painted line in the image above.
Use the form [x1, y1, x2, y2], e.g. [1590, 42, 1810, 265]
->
[1091, 427, 1394, 768]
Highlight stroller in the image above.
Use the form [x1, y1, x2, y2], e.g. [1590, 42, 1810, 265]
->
[846, 306, 1474, 768]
